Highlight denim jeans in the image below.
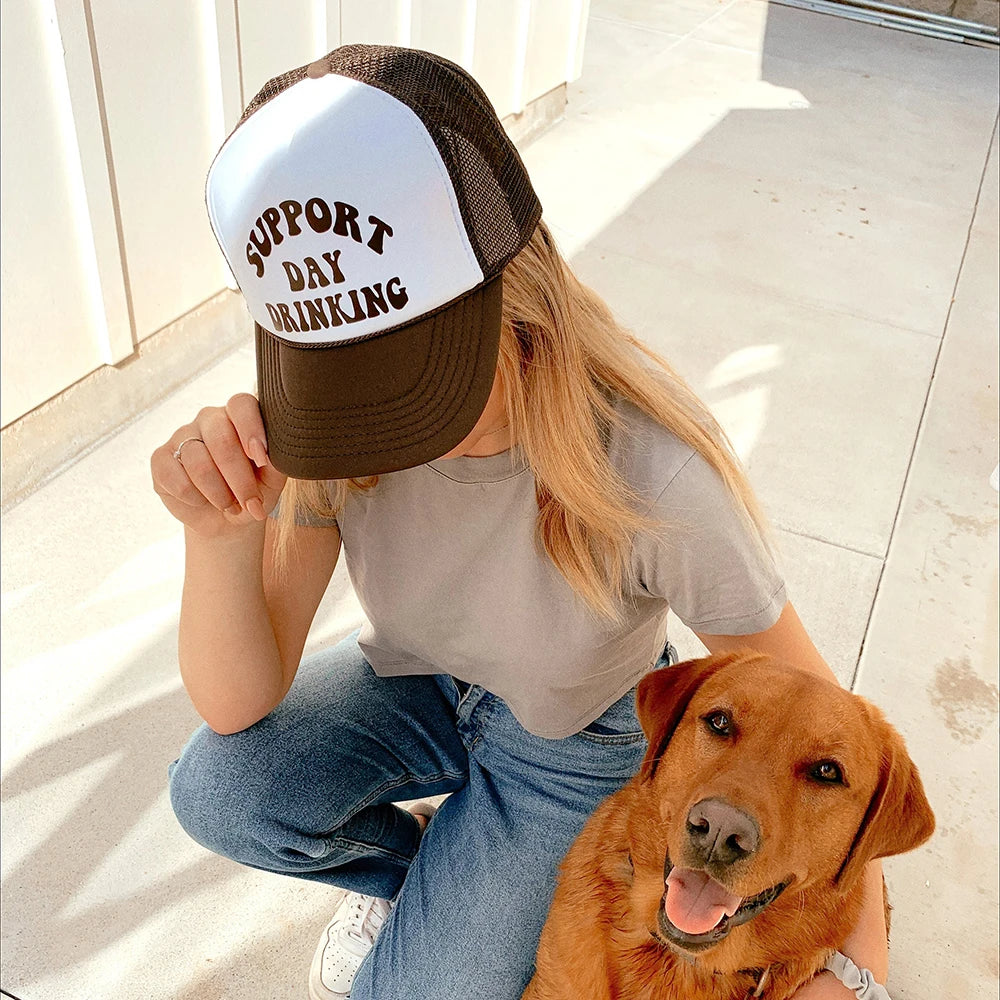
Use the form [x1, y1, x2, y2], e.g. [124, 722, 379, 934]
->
[168, 631, 677, 999]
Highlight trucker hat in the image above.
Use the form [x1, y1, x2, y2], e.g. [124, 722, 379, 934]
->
[205, 44, 542, 480]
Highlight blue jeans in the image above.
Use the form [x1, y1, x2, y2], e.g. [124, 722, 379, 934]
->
[168, 632, 676, 999]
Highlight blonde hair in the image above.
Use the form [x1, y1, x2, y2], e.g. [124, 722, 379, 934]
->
[276, 221, 770, 622]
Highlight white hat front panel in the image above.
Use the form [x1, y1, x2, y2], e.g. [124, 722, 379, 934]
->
[207, 73, 484, 345]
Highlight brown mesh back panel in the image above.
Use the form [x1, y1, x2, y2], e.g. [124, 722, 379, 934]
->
[237, 45, 541, 277]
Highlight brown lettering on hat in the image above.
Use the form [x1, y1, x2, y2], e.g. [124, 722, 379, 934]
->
[302, 298, 331, 330]
[247, 221, 271, 272]
[265, 274, 409, 337]
[329, 289, 366, 324]
[265, 302, 283, 331]
[333, 201, 362, 243]
[322, 295, 343, 327]
[247, 243, 265, 278]
[321, 251, 345, 283]
[261, 207, 285, 246]
[279, 199, 304, 237]
[360, 283, 389, 319]
[305, 197, 333, 233]
[366, 215, 393, 254]
[385, 277, 408, 310]
[303, 256, 331, 288]
[292, 300, 311, 331]
[276, 302, 299, 332]
[280, 252, 345, 291]
[246, 199, 392, 278]
[282, 261, 305, 292]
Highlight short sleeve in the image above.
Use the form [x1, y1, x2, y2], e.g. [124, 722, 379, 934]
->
[631, 451, 786, 635]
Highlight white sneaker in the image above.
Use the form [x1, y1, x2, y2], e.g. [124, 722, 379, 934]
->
[307, 802, 438, 1000]
[308, 892, 393, 1000]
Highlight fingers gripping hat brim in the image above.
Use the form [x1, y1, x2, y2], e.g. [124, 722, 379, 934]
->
[257, 273, 504, 480]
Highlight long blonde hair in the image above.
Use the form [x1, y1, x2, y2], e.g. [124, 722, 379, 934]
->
[276, 221, 770, 622]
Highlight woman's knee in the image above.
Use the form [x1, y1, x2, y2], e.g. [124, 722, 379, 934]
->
[169, 718, 378, 880]
[168, 723, 285, 866]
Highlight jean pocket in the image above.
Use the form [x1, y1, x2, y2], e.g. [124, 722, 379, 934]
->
[576, 688, 646, 746]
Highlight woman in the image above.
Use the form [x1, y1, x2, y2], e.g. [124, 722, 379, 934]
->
[156, 46, 887, 1000]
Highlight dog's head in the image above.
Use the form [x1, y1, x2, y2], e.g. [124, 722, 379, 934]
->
[630, 651, 934, 963]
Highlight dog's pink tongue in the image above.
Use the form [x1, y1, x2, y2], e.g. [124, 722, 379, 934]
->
[665, 868, 743, 936]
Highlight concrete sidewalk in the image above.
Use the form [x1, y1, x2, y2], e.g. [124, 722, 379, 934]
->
[2, 2, 997, 998]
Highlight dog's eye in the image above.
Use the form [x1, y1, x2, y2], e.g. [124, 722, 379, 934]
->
[704, 711, 733, 737]
[809, 761, 844, 784]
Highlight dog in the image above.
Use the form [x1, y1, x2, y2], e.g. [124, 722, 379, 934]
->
[523, 651, 935, 1000]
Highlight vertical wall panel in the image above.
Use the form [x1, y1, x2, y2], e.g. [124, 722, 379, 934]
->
[524, 0, 579, 103]
[212, 0, 245, 135]
[340, 0, 409, 46]
[237, 0, 333, 101]
[470, 1, 529, 119]
[0, 1, 108, 426]
[569, 0, 590, 81]
[53, 0, 134, 366]
[87, 1, 230, 343]
[410, 0, 470, 67]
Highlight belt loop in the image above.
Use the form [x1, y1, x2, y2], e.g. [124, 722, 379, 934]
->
[452, 677, 474, 713]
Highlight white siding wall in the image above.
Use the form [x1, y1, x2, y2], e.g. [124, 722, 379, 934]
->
[0, 0, 588, 429]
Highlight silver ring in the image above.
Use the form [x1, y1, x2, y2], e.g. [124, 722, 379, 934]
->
[172, 437, 204, 462]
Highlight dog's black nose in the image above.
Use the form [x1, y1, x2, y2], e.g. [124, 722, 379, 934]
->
[686, 798, 760, 867]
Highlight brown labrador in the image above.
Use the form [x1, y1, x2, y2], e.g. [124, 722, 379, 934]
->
[523, 651, 935, 1000]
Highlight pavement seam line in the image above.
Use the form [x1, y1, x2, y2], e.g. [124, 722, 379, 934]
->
[851, 111, 999, 693]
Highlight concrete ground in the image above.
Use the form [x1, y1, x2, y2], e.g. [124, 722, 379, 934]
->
[2, 2, 997, 998]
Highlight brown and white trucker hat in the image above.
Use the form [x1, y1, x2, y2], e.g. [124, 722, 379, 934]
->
[206, 44, 542, 480]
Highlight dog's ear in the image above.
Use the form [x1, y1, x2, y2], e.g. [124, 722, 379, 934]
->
[637, 653, 738, 782]
[835, 710, 935, 888]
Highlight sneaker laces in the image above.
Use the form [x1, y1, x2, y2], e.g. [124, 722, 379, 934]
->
[334, 893, 391, 955]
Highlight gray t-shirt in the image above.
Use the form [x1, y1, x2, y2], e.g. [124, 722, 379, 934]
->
[296, 398, 785, 738]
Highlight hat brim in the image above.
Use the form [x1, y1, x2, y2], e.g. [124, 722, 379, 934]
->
[256, 273, 503, 480]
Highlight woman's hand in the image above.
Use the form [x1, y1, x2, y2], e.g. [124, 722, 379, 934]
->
[151, 393, 287, 538]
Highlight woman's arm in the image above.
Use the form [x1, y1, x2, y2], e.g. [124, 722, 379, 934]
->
[152, 393, 342, 734]
[696, 601, 888, 998]
[179, 518, 341, 734]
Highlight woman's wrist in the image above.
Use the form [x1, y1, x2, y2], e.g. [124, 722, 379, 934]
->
[840, 862, 889, 981]
[792, 969, 855, 998]
[790, 860, 890, 999]
[183, 515, 268, 546]
[181, 520, 268, 594]
[806, 970, 848, 996]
